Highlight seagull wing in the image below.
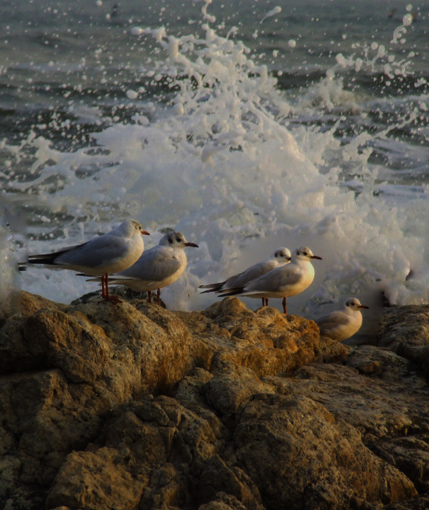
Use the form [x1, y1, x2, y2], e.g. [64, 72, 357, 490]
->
[117, 246, 182, 282]
[225, 260, 278, 289]
[54, 234, 128, 268]
[316, 311, 350, 328]
[244, 264, 302, 293]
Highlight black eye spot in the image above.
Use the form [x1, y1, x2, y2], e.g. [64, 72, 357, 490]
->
[169, 237, 173, 244]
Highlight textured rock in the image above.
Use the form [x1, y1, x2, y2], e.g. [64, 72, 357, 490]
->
[0, 293, 429, 510]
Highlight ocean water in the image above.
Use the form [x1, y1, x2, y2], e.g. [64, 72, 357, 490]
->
[1, 0, 428, 338]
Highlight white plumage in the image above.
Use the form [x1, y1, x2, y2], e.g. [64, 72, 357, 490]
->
[316, 297, 369, 342]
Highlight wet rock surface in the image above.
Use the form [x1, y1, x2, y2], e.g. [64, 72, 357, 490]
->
[0, 293, 428, 510]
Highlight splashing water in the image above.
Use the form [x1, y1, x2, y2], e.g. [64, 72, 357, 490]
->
[1, 0, 428, 331]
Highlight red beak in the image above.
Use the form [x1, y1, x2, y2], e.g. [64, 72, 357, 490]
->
[141, 230, 150, 236]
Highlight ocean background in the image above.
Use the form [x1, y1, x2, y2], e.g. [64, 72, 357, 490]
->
[1, 0, 428, 339]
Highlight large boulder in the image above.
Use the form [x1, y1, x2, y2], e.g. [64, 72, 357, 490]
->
[0, 292, 428, 510]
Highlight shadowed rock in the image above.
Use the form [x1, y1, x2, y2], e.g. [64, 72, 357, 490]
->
[0, 293, 428, 510]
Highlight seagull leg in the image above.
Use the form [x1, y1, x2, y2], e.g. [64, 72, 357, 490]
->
[157, 289, 161, 305]
[104, 275, 121, 304]
[148, 290, 152, 304]
[282, 297, 287, 315]
[105, 276, 110, 299]
[101, 275, 106, 298]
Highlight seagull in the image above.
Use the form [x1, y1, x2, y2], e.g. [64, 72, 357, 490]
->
[219, 246, 322, 314]
[90, 231, 198, 305]
[24, 219, 149, 302]
[199, 247, 292, 307]
[315, 297, 369, 342]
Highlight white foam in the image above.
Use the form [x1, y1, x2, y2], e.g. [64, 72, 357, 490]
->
[4, 2, 429, 319]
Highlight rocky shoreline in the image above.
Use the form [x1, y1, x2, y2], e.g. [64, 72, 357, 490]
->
[1, 291, 429, 510]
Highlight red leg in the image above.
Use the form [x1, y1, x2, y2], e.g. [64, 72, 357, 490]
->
[103, 274, 121, 304]
[157, 289, 161, 305]
[105, 276, 110, 298]
[101, 275, 106, 298]
[148, 290, 152, 304]
[282, 297, 287, 315]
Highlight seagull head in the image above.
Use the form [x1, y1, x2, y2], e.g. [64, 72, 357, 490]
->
[160, 231, 199, 249]
[118, 219, 150, 237]
[294, 246, 322, 261]
[273, 247, 292, 262]
[344, 297, 369, 311]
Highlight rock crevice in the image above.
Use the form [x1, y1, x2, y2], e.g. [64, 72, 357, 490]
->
[0, 292, 428, 510]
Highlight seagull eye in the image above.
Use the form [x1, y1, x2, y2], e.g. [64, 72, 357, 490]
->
[176, 237, 181, 243]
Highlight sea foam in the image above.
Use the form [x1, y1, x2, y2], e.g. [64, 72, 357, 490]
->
[2, 2, 428, 333]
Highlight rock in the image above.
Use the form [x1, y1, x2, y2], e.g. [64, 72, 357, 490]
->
[233, 393, 415, 510]
[0, 293, 429, 509]
[378, 305, 429, 373]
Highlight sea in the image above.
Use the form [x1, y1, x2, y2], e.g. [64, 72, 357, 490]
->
[1, 0, 428, 339]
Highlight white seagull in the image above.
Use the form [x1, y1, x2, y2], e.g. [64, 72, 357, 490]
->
[315, 297, 369, 342]
[25, 219, 149, 302]
[199, 247, 292, 307]
[219, 246, 322, 314]
[95, 231, 198, 305]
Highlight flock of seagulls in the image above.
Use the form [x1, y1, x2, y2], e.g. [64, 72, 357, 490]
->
[200, 247, 292, 307]
[86, 231, 198, 305]
[22, 218, 369, 341]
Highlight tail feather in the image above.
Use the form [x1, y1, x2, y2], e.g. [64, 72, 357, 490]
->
[28, 249, 70, 265]
[27, 255, 59, 265]
[199, 281, 226, 294]
[27, 241, 87, 266]
[218, 287, 244, 297]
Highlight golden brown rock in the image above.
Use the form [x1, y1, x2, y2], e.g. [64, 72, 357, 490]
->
[0, 293, 428, 510]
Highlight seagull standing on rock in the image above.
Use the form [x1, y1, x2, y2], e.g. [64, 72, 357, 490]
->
[94, 231, 199, 305]
[315, 297, 369, 342]
[199, 247, 292, 307]
[219, 246, 322, 315]
[24, 219, 149, 303]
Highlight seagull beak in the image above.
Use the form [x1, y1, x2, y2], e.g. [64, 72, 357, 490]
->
[185, 242, 199, 248]
[311, 255, 323, 260]
[141, 230, 150, 236]
[359, 305, 370, 309]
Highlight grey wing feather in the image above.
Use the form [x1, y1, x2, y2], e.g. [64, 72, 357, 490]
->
[117, 248, 182, 282]
[199, 282, 227, 293]
[245, 264, 302, 293]
[28, 241, 89, 264]
[201, 260, 276, 293]
[225, 261, 274, 289]
[316, 311, 350, 328]
[55, 234, 126, 268]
